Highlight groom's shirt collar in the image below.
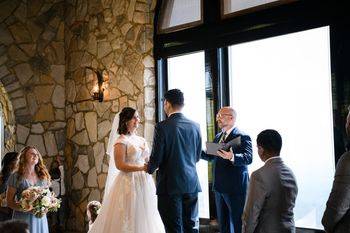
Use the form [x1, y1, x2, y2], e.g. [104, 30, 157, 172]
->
[168, 111, 181, 117]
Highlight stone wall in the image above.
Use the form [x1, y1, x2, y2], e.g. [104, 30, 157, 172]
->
[0, 0, 66, 168]
[0, 83, 16, 152]
[64, 0, 156, 232]
[0, 0, 156, 231]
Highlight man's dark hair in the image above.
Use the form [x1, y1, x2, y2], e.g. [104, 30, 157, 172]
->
[257, 129, 282, 154]
[164, 89, 184, 108]
[0, 220, 29, 233]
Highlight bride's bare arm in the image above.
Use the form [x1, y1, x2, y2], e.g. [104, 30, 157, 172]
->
[114, 143, 146, 172]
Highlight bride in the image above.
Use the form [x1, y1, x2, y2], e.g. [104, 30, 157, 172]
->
[88, 107, 164, 233]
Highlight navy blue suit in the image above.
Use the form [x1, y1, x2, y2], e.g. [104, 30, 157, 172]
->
[148, 113, 202, 233]
[202, 127, 252, 233]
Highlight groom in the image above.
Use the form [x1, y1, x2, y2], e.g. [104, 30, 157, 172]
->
[147, 89, 202, 233]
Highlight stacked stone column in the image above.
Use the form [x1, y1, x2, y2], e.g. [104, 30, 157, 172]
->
[65, 0, 156, 232]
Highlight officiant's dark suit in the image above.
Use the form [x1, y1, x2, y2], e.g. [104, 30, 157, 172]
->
[202, 107, 252, 233]
[147, 89, 202, 233]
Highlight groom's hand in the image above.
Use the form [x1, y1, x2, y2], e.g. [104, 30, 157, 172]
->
[143, 163, 148, 172]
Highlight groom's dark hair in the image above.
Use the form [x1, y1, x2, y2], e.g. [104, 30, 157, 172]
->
[164, 89, 184, 108]
[118, 107, 136, 135]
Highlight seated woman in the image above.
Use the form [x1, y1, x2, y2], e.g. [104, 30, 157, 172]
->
[0, 152, 18, 221]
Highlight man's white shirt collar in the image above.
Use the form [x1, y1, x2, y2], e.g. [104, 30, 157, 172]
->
[264, 156, 280, 163]
[222, 125, 235, 137]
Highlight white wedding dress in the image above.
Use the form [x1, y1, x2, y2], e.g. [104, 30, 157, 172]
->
[88, 134, 165, 233]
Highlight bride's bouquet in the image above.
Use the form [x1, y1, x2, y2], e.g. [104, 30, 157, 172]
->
[19, 186, 61, 218]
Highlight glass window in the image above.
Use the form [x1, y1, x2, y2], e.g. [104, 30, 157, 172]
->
[228, 26, 334, 229]
[159, 0, 202, 33]
[168, 51, 209, 218]
[222, 0, 282, 17]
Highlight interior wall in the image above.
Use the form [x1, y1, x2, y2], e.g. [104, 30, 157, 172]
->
[64, 0, 156, 231]
[0, 0, 66, 168]
[0, 83, 16, 153]
[1, 0, 157, 231]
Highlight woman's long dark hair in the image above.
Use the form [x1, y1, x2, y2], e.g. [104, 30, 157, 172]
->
[0, 152, 19, 185]
[118, 107, 136, 135]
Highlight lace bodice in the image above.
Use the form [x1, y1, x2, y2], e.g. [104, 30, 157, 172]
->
[115, 134, 149, 165]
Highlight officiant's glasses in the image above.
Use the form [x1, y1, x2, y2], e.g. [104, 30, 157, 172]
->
[216, 113, 232, 119]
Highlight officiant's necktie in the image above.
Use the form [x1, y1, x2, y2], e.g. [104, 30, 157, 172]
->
[219, 132, 227, 143]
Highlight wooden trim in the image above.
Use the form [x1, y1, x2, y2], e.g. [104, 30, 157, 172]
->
[218, 47, 230, 108]
[158, 0, 204, 34]
[158, 19, 203, 34]
[155, 59, 168, 122]
[154, 1, 347, 59]
[296, 227, 325, 233]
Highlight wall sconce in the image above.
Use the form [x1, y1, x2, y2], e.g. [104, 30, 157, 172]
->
[85, 66, 106, 102]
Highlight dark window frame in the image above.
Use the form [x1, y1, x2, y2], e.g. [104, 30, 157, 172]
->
[220, 0, 297, 19]
[153, 1, 350, 231]
[158, 0, 204, 34]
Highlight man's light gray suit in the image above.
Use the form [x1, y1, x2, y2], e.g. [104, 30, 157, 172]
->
[242, 157, 298, 233]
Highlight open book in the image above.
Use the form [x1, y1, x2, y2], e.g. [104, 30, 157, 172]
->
[206, 136, 241, 156]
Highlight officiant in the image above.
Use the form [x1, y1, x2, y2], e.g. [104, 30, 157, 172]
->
[201, 106, 252, 233]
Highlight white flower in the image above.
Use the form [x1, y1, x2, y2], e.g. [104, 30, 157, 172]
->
[41, 196, 51, 207]
[20, 187, 61, 216]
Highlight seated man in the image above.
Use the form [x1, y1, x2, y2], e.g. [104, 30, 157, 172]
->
[242, 129, 298, 233]
[322, 105, 350, 233]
